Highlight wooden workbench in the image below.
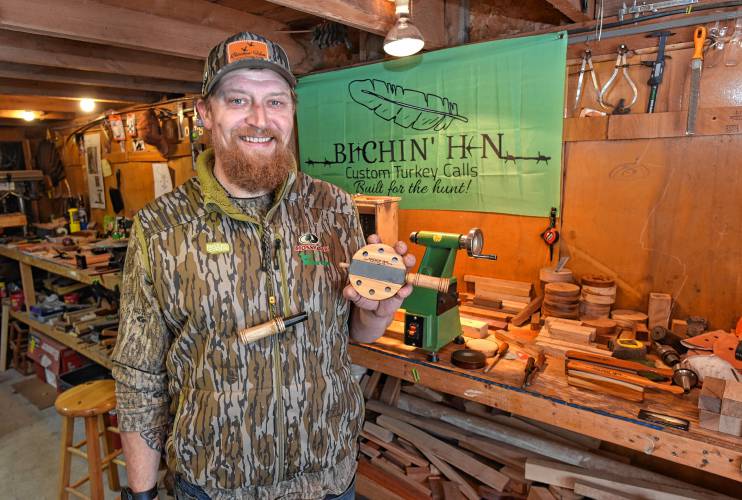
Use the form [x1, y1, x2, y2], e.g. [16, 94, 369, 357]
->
[0, 243, 117, 369]
[349, 327, 742, 484]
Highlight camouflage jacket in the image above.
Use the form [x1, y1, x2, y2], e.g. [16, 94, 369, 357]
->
[112, 149, 366, 498]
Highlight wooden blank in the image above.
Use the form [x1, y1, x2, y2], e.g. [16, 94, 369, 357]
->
[647, 292, 672, 329]
[379, 375, 402, 406]
[460, 317, 488, 339]
[417, 446, 480, 500]
[698, 377, 725, 413]
[360, 431, 429, 468]
[573, 481, 636, 500]
[527, 486, 557, 500]
[718, 414, 742, 437]
[524, 458, 716, 500]
[364, 421, 394, 443]
[720, 380, 742, 418]
[698, 410, 720, 432]
[357, 458, 427, 500]
[363, 371, 382, 399]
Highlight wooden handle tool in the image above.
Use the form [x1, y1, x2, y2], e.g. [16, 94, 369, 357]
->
[484, 342, 509, 373]
[345, 243, 449, 300]
[566, 360, 684, 395]
[238, 311, 308, 344]
[565, 350, 673, 378]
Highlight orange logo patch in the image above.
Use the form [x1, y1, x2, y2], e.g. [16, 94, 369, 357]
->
[227, 41, 269, 63]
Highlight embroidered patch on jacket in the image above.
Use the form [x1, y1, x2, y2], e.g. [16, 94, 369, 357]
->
[295, 232, 329, 253]
[206, 242, 231, 254]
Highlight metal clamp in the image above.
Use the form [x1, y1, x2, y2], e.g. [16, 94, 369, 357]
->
[599, 44, 638, 112]
[574, 49, 601, 110]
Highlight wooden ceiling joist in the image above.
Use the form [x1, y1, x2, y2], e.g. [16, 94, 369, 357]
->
[0, 63, 200, 94]
[0, 95, 94, 113]
[0, 0, 306, 69]
[268, 0, 446, 50]
[0, 110, 73, 121]
[0, 78, 162, 103]
[543, 0, 591, 22]
[0, 30, 202, 82]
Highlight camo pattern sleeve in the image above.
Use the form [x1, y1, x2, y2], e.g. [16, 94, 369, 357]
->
[111, 218, 172, 432]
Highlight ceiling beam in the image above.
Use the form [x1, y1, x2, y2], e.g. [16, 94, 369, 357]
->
[93, 0, 307, 67]
[0, 95, 91, 113]
[0, 0, 306, 70]
[0, 63, 200, 94]
[266, 0, 446, 50]
[0, 110, 74, 120]
[0, 30, 203, 82]
[0, 78, 163, 103]
[542, 0, 591, 22]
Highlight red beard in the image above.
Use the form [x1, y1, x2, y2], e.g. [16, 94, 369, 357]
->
[212, 126, 294, 193]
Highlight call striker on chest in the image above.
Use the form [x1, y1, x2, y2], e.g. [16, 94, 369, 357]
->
[403, 228, 497, 361]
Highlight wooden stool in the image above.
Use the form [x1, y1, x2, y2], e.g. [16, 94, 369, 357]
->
[55, 379, 122, 500]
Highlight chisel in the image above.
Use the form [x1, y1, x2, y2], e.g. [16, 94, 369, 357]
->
[685, 26, 707, 135]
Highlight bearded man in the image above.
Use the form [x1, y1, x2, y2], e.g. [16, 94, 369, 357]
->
[112, 32, 414, 500]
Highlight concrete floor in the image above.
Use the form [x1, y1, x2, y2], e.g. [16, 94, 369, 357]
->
[0, 369, 148, 500]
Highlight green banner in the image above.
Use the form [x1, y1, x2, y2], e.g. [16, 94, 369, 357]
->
[296, 32, 566, 216]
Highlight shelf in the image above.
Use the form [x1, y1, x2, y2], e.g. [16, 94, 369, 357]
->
[11, 311, 112, 369]
[0, 245, 121, 291]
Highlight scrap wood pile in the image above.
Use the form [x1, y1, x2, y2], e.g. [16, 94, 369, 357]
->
[356, 372, 730, 500]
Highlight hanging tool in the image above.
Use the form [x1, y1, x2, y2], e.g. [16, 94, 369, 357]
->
[402, 228, 497, 361]
[574, 49, 601, 111]
[686, 26, 708, 135]
[484, 342, 509, 373]
[599, 44, 638, 113]
[643, 31, 674, 113]
[238, 311, 308, 344]
[540, 207, 559, 262]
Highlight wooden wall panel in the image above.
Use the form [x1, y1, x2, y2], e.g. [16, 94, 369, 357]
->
[561, 135, 742, 329]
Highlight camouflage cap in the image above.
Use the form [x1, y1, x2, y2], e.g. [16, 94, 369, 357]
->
[202, 32, 297, 95]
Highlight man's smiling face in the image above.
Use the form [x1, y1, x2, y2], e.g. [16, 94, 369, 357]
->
[198, 69, 296, 193]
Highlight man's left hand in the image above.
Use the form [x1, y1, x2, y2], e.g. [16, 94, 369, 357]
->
[343, 234, 417, 319]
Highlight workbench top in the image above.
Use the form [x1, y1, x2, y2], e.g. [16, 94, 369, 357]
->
[349, 326, 742, 483]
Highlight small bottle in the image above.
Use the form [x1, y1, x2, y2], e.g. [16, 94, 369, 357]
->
[78, 206, 88, 230]
[68, 208, 81, 233]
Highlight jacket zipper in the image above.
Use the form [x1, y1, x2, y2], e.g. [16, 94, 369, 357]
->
[260, 226, 288, 485]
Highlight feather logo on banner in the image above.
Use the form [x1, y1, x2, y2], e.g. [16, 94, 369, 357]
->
[348, 79, 468, 131]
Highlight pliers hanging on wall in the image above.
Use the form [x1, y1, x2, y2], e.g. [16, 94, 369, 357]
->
[574, 49, 601, 111]
[599, 44, 638, 114]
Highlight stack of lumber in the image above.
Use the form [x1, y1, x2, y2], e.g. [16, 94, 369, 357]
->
[464, 275, 532, 314]
[579, 275, 616, 319]
[535, 318, 608, 358]
[357, 374, 729, 500]
[542, 283, 580, 319]
[698, 377, 742, 436]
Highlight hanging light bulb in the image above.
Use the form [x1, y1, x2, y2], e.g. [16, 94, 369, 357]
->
[384, 0, 425, 57]
[80, 98, 96, 113]
[21, 111, 36, 122]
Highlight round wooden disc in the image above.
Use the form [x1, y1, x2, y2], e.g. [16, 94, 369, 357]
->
[581, 318, 618, 337]
[581, 274, 615, 288]
[580, 293, 614, 305]
[465, 338, 500, 357]
[581, 285, 617, 297]
[451, 349, 486, 369]
[348, 243, 405, 300]
[539, 267, 574, 282]
[544, 297, 580, 308]
[713, 334, 742, 370]
[542, 308, 580, 320]
[544, 282, 580, 296]
[611, 309, 648, 324]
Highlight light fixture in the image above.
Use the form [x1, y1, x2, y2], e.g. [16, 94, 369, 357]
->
[384, 0, 425, 57]
[21, 111, 36, 122]
[80, 98, 96, 113]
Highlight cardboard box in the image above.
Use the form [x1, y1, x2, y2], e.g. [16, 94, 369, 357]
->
[27, 331, 90, 389]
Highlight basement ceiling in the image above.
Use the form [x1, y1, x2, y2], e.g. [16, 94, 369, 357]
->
[0, 0, 582, 127]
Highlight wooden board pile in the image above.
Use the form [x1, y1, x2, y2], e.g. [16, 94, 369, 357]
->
[698, 377, 742, 436]
[579, 275, 616, 319]
[356, 373, 727, 500]
[542, 283, 580, 320]
[535, 318, 606, 358]
[464, 275, 533, 314]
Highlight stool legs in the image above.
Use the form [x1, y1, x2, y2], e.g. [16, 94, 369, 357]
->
[84, 416, 104, 500]
[58, 416, 74, 500]
[100, 414, 120, 490]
